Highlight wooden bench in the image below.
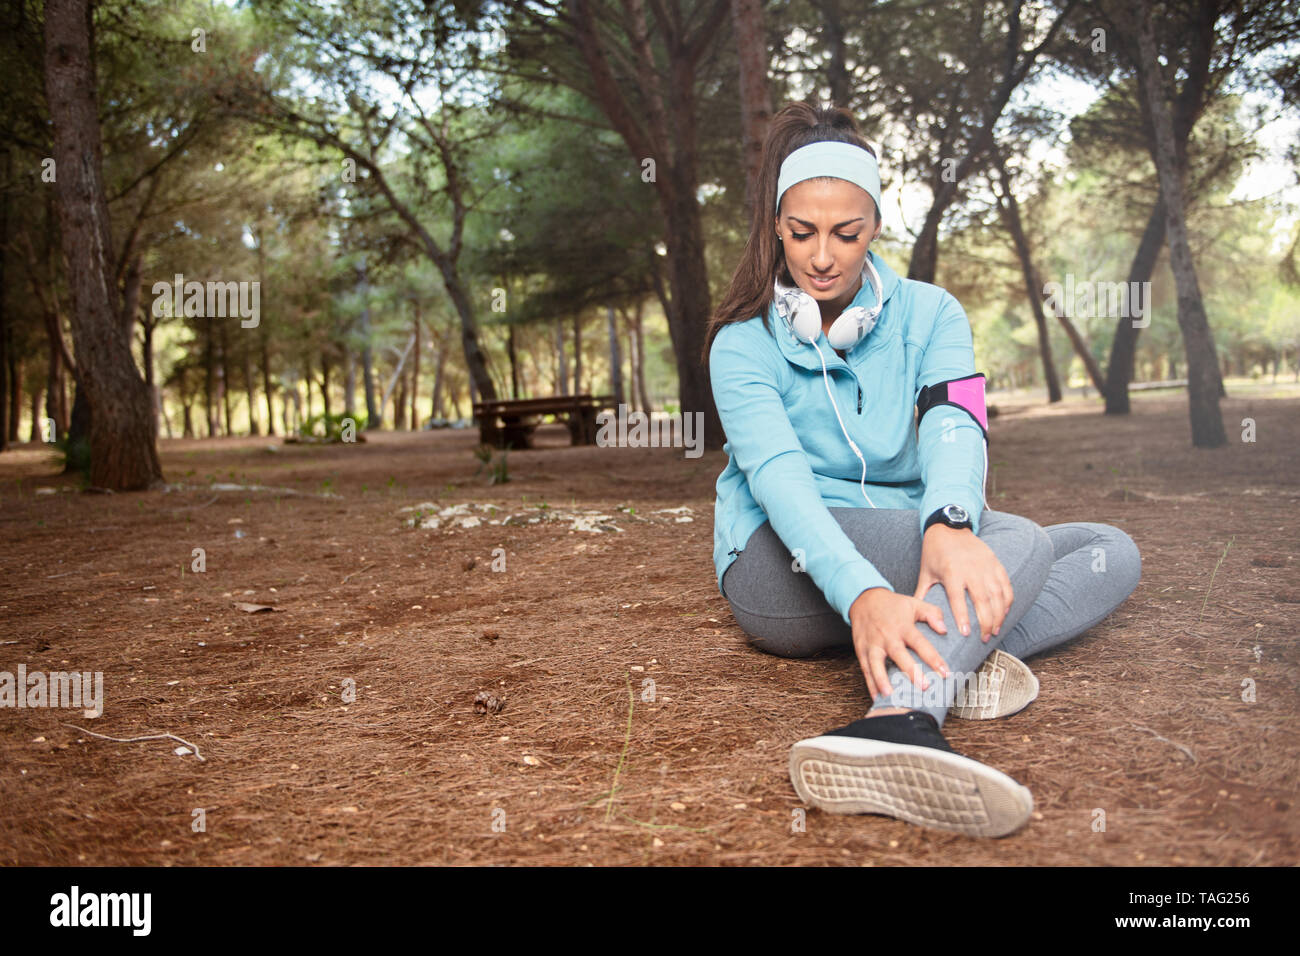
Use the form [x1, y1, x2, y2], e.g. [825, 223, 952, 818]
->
[472, 394, 616, 449]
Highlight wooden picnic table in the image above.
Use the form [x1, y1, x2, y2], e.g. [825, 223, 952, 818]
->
[472, 394, 616, 449]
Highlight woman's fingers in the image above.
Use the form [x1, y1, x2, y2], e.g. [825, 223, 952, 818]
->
[868, 646, 893, 702]
[912, 569, 936, 602]
[946, 576, 972, 636]
[907, 626, 950, 679]
[856, 641, 877, 701]
[994, 575, 1012, 633]
[888, 641, 924, 691]
[917, 599, 948, 636]
[971, 586, 995, 642]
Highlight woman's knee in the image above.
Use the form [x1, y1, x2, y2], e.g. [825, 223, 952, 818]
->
[981, 511, 1054, 591]
[1083, 523, 1142, 598]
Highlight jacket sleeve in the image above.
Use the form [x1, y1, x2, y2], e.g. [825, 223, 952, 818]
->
[915, 292, 987, 538]
[710, 323, 894, 626]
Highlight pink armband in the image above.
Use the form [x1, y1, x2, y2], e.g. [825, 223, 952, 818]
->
[916, 373, 988, 441]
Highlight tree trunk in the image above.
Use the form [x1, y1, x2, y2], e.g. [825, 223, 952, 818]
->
[430, 332, 447, 421]
[141, 315, 156, 438]
[204, 317, 217, 436]
[120, 251, 142, 349]
[507, 323, 521, 399]
[730, 0, 772, 225]
[0, 148, 8, 452]
[30, 386, 43, 442]
[260, 330, 276, 436]
[158, 383, 170, 440]
[8, 355, 21, 442]
[244, 341, 258, 435]
[357, 256, 380, 428]
[633, 298, 651, 411]
[573, 312, 583, 394]
[607, 304, 624, 406]
[442, 267, 497, 405]
[993, 158, 1061, 402]
[254, 227, 274, 435]
[320, 352, 332, 419]
[219, 320, 232, 435]
[660, 172, 722, 442]
[555, 319, 568, 396]
[1135, 2, 1225, 448]
[343, 347, 356, 417]
[303, 356, 314, 423]
[44, 0, 162, 488]
[809, 0, 852, 108]
[567, 0, 727, 446]
[64, 368, 89, 468]
[1103, 197, 1165, 414]
[43, 309, 69, 436]
[410, 300, 421, 427]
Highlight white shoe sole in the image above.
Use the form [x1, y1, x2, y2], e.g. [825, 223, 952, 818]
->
[949, 649, 1040, 720]
[789, 734, 1034, 838]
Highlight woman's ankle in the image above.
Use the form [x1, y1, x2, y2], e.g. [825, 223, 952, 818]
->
[866, 706, 914, 718]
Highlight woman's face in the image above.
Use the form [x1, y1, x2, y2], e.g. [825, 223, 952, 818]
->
[775, 177, 881, 318]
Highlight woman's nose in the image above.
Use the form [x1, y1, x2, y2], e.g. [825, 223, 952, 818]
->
[811, 239, 834, 269]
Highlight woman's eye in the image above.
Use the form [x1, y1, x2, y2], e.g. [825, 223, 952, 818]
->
[789, 232, 860, 242]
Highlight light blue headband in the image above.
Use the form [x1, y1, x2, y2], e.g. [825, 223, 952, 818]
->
[776, 141, 881, 221]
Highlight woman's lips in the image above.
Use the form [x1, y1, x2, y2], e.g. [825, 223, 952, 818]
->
[808, 273, 838, 289]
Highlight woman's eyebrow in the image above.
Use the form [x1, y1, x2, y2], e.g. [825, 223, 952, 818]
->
[785, 216, 865, 230]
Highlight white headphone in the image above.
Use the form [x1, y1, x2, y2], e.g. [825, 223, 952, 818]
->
[772, 256, 886, 508]
[773, 255, 884, 350]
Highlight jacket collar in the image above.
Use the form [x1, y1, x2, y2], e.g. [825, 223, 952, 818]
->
[772, 249, 902, 370]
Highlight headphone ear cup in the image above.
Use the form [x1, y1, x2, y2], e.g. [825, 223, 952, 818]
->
[827, 307, 873, 350]
[790, 292, 821, 343]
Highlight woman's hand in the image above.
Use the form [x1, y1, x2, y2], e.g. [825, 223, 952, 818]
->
[848, 587, 951, 703]
[913, 525, 1013, 642]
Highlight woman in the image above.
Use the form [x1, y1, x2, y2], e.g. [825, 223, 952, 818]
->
[703, 102, 1140, 838]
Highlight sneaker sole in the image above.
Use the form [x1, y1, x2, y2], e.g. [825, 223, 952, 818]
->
[949, 649, 1040, 720]
[789, 734, 1034, 838]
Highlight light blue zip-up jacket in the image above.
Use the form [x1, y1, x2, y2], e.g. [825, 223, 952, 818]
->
[709, 249, 987, 626]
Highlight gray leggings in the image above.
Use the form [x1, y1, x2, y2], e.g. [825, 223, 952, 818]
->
[720, 509, 1141, 727]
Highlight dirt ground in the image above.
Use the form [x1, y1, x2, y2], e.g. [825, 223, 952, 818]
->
[1, 389, 1297, 866]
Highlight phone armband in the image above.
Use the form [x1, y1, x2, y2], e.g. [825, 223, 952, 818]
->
[916, 372, 988, 442]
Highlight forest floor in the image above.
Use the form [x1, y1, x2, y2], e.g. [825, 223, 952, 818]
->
[0, 385, 1297, 866]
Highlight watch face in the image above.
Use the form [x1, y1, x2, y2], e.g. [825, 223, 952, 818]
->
[944, 504, 969, 523]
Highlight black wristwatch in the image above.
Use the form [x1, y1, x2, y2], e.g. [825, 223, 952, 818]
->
[924, 503, 973, 532]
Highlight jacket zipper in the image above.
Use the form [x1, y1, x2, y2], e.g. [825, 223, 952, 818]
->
[857, 384, 863, 414]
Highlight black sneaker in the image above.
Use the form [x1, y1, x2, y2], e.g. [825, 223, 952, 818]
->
[789, 711, 1034, 837]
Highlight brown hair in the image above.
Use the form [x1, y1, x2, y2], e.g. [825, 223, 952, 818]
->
[700, 102, 878, 364]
